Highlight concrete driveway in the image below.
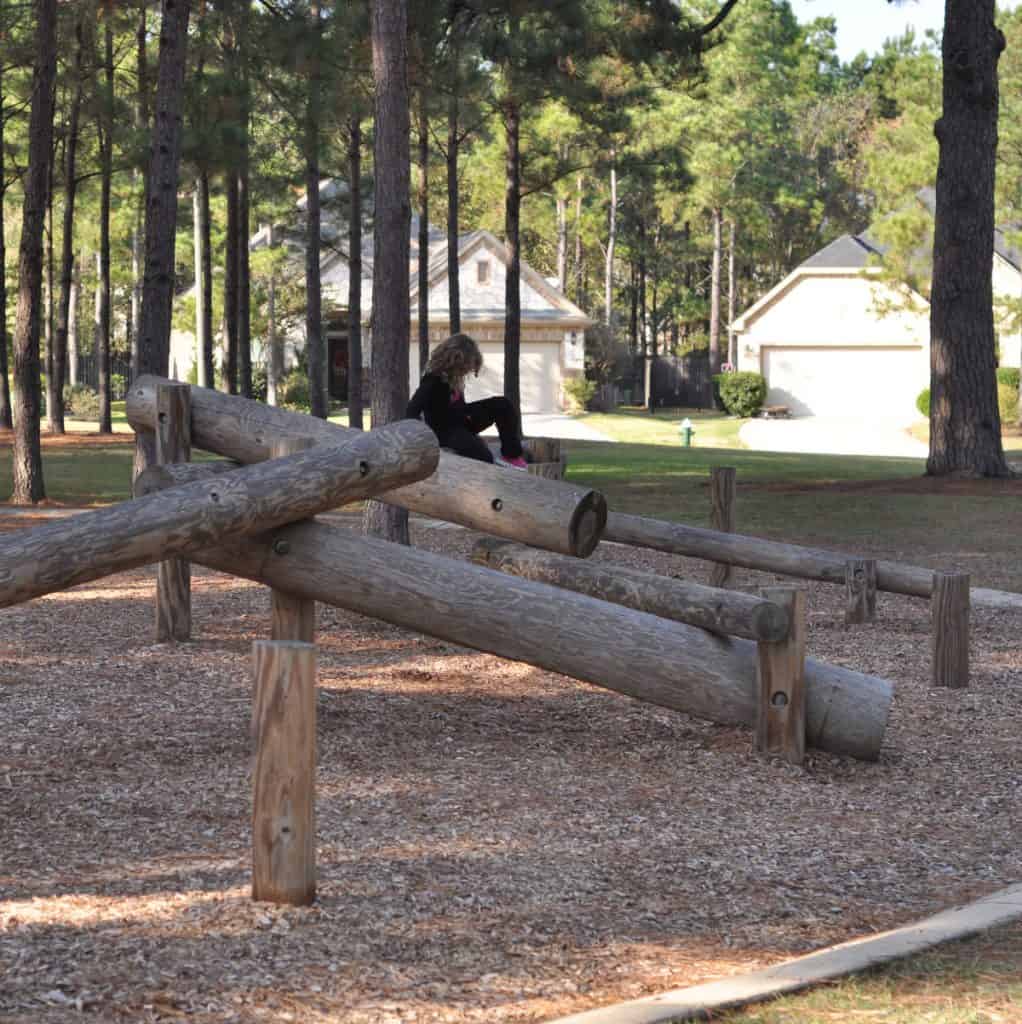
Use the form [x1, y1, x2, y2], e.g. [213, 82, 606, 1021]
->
[481, 413, 613, 442]
[739, 415, 928, 458]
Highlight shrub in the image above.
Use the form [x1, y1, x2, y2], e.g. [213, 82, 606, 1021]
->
[110, 373, 127, 400]
[279, 370, 311, 411]
[717, 371, 767, 417]
[996, 367, 1020, 389]
[563, 375, 597, 411]
[64, 384, 100, 420]
[916, 388, 930, 417]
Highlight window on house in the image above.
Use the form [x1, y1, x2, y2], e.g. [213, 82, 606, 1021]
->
[477, 259, 491, 284]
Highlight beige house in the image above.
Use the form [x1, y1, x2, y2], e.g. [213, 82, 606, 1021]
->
[170, 182, 591, 415]
[733, 195, 1022, 421]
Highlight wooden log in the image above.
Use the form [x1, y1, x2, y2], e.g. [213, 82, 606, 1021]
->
[708, 466, 736, 589]
[270, 438, 316, 644]
[0, 420, 438, 609]
[134, 459, 241, 496]
[845, 557, 877, 625]
[163, 519, 892, 760]
[252, 639, 316, 905]
[471, 538, 790, 642]
[932, 571, 970, 689]
[756, 588, 807, 765]
[127, 376, 605, 558]
[524, 437, 561, 464]
[604, 511, 1022, 612]
[527, 461, 565, 480]
[156, 383, 192, 642]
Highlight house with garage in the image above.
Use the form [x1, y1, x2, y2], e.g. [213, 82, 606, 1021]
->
[170, 181, 591, 415]
[732, 188, 1022, 421]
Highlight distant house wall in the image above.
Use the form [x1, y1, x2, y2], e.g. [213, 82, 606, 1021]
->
[993, 253, 1022, 368]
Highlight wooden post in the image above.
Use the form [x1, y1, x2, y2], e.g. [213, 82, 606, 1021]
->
[755, 587, 807, 765]
[932, 571, 970, 689]
[156, 383, 191, 642]
[709, 466, 736, 589]
[270, 438, 316, 644]
[252, 639, 317, 905]
[844, 558, 877, 625]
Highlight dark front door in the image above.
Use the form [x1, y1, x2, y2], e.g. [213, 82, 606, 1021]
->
[328, 334, 349, 400]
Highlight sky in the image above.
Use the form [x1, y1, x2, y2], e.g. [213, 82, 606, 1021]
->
[789, 0, 1019, 63]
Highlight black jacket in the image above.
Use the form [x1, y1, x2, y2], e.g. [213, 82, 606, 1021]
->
[406, 374, 468, 441]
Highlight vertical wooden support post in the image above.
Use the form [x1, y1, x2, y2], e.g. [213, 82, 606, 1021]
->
[755, 587, 806, 765]
[844, 558, 877, 625]
[252, 639, 317, 905]
[709, 466, 736, 588]
[269, 437, 317, 644]
[155, 383, 191, 641]
[932, 571, 970, 689]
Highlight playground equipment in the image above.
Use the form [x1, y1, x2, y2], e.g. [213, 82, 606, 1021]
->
[127, 376, 606, 558]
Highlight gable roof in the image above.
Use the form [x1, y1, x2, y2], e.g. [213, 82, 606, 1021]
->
[799, 234, 881, 270]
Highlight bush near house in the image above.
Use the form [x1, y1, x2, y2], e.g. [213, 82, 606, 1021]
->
[917, 388, 930, 417]
[718, 371, 767, 417]
[997, 367, 1020, 423]
[279, 370, 311, 412]
[64, 384, 101, 420]
[563, 376, 597, 412]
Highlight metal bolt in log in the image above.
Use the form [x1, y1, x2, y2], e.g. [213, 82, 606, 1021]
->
[0, 420, 439, 609]
[252, 640, 316, 905]
[270, 437, 316, 644]
[756, 587, 807, 765]
[471, 538, 789, 643]
[155, 383, 192, 642]
[708, 466, 736, 589]
[932, 571, 970, 688]
[844, 557, 877, 625]
[126, 376, 606, 558]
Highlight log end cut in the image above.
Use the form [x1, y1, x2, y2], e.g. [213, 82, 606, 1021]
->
[570, 490, 608, 559]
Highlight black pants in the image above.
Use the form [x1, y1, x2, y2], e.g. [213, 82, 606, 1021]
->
[441, 396, 524, 463]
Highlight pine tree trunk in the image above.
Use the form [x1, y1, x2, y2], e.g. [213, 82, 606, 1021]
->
[192, 182, 208, 385]
[446, 90, 461, 333]
[417, 89, 430, 375]
[727, 217, 737, 366]
[237, 14, 252, 399]
[44, 166, 55, 431]
[708, 206, 722, 403]
[68, 257, 79, 386]
[131, 0, 148, 382]
[53, 9, 86, 435]
[363, 0, 411, 544]
[556, 194, 568, 294]
[604, 155, 616, 327]
[135, 0, 192, 478]
[97, 13, 114, 434]
[224, 170, 239, 393]
[200, 171, 213, 387]
[629, 260, 638, 353]
[927, 0, 1010, 477]
[267, 224, 280, 406]
[573, 174, 584, 305]
[347, 113, 364, 429]
[0, 16, 11, 431]
[11, 0, 57, 503]
[503, 96, 522, 413]
[305, 0, 327, 419]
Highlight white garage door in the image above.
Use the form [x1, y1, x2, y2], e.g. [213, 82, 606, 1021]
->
[762, 346, 926, 420]
[466, 341, 560, 414]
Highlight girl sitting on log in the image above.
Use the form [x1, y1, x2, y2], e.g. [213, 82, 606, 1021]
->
[406, 333, 529, 468]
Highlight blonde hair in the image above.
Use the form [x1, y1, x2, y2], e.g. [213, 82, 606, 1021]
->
[425, 333, 483, 390]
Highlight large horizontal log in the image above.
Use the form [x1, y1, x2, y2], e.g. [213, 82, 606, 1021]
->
[471, 538, 790, 642]
[166, 519, 891, 760]
[127, 376, 606, 557]
[0, 420, 438, 609]
[133, 459, 240, 497]
[606, 512, 1022, 613]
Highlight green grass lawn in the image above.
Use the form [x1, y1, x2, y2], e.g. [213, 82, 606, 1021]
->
[717, 921, 1022, 1024]
[577, 406, 748, 448]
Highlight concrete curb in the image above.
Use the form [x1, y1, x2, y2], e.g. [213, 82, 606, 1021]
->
[546, 883, 1022, 1024]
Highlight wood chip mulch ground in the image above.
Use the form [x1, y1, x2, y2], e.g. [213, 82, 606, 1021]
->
[1, 511, 1020, 1023]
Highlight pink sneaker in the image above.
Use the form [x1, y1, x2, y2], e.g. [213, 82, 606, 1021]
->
[498, 455, 529, 470]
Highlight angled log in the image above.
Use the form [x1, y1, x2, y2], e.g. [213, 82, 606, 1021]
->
[0, 420, 438, 609]
[133, 458, 240, 496]
[471, 538, 789, 642]
[126, 376, 605, 557]
[605, 511, 1022, 613]
[150, 517, 892, 761]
